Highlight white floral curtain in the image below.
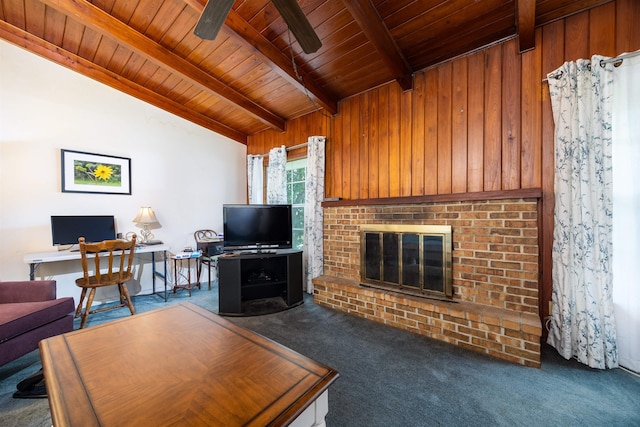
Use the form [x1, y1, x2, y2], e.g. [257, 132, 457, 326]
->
[303, 136, 325, 293]
[612, 52, 640, 373]
[247, 155, 263, 204]
[267, 145, 287, 204]
[547, 55, 618, 369]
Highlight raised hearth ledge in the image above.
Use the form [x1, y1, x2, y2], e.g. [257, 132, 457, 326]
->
[313, 275, 542, 368]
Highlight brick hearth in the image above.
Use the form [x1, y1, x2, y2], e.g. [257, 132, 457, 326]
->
[313, 196, 543, 367]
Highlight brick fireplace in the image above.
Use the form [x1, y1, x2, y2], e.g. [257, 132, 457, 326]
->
[313, 192, 543, 367]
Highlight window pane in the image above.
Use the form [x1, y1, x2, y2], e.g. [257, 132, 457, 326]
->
[286, 158, 307, 252]
[292, 167, 305, 182]
[292, 182, 305, 204]
[292, 230, 304, 250]
[292, 207, 304, 229]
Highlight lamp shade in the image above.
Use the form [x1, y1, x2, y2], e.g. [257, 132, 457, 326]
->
[133, 207, 158, 224]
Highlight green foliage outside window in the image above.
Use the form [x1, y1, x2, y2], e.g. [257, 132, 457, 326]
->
[286, 158, 307, 250]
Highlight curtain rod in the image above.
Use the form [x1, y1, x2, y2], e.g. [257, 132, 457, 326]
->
[542, 49, 640, 82]
[600, 50, 640, 64]
[253, 142, 308, 158]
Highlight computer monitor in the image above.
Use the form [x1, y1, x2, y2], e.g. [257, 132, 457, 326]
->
[51, 215, 116, 246]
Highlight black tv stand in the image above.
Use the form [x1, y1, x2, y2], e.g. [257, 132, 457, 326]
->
[218, 249, 303, 316]
[235, 248, 278, 255]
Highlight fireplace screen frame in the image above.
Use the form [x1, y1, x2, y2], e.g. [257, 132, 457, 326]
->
[360, 224, 453, 299]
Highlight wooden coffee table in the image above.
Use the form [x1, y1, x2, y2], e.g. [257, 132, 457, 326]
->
[39, 302, 339, 426]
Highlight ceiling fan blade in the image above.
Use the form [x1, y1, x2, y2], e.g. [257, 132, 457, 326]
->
[270, 0, 322, 54]
[194, 0, 235, 40]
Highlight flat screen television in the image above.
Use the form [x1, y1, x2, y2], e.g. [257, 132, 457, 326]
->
[223, 204, 292, 251]
[51, 215, 116, 246]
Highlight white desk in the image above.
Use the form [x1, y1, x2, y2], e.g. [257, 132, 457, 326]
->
[24, 244, 170, 300]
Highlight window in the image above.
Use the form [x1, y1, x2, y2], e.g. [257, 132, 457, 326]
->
[286, 158, 307, 250]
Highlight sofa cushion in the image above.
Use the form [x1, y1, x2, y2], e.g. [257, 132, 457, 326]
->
[0, 280, 56, 304]
[0, 298, 75, 344]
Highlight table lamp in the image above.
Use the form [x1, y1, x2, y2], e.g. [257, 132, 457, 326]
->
[132, 207, 161, 244]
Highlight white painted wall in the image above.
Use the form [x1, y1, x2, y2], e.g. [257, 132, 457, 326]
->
[0, 40, 247, 302]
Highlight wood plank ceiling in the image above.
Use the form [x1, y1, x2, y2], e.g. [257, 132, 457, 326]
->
[0, 0, 609, 144]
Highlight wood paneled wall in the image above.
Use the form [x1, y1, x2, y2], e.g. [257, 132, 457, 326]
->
[247, 0, 640, 327]
[246, 110, 331, 159]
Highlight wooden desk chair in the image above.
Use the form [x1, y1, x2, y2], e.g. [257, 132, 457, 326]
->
[75, 235, 137, 328]
[194, 229, 222, 290]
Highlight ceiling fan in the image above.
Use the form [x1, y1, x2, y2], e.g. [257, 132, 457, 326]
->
[194, 0, 322, 54]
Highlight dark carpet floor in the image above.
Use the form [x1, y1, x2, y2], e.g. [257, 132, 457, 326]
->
[1, 283, 639, 427]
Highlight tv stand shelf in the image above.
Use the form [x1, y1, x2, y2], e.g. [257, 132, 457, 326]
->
[218, 249, 303, 316]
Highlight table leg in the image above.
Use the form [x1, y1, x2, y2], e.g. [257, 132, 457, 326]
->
[162, 251, 167, 298]
[173, 258, 178, 293]
[187, 261, 192, 296]
[151, 250, 168, 302]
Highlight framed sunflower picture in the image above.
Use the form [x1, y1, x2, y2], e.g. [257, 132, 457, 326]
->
[61, 149, 132, 195]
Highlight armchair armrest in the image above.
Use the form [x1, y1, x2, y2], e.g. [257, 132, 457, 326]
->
[0, 280, 57, 303]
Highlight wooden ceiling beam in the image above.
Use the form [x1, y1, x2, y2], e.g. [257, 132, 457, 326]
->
[184, 0, 337, 115]
[225, 8, 337, 114]
[0, 21, 248, 143]
[40, 0, 285, 131]
[516, 0, 536, 52]
[341, 0, 413, 91]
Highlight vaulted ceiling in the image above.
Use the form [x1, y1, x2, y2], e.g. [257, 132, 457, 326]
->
[0, 0, 609, 143]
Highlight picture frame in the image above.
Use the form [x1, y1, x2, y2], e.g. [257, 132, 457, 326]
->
[61, 149, 131, 195]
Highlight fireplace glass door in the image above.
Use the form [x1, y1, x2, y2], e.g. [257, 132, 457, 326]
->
[361, 225, 452, 299]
